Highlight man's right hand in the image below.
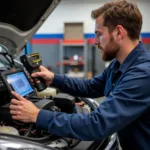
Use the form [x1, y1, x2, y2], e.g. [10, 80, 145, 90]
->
[31, 65, 54, 86]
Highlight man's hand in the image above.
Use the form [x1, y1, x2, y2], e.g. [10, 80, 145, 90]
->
[31, 65, 54, 86]
[9, 91, 40, 123]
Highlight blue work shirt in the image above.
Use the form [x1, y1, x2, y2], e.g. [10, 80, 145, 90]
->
[36, 42, 150, 150]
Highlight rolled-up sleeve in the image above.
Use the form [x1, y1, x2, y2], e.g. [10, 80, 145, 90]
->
[36, 67, 150, 141]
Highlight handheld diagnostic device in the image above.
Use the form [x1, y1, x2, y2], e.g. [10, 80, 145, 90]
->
[20, 53, 47, 92]
[0, 68, 35, 99]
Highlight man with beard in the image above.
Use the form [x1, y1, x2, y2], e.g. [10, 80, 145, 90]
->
[9, 0, 150, 150]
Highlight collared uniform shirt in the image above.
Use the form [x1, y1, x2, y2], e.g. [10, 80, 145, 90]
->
[36, 42, 150, 150]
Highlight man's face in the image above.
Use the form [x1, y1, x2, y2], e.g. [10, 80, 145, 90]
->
[94, 16, 120, 61]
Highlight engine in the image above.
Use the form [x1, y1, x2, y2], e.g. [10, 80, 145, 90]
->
[0, 87, 94, 149]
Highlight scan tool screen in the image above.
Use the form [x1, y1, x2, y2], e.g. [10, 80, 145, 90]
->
[7, 71, 34, 97]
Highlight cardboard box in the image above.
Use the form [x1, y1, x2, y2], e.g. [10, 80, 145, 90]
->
[64, 22, 84, 40]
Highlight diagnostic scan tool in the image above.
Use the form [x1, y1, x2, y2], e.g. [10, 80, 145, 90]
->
[20, 53, 47, 92]
[0, 68, 35, 99]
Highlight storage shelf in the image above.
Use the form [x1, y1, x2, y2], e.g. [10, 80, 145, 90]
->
[59, 39, 88, 78]
[56, 60, 84, 67]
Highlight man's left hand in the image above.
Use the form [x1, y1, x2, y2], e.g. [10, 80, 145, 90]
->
[9, 91, 40, 123]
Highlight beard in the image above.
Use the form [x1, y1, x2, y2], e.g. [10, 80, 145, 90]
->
[99, 34, 120, 61]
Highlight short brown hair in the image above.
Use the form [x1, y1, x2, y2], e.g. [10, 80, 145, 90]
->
[91, 0, 142, 40]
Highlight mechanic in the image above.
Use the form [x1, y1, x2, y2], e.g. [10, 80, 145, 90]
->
[9, 0, 150, 150]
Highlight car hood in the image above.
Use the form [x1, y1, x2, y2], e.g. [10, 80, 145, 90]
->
[0, 0, 60, 57]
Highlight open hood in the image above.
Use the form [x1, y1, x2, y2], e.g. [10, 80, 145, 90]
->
[0, 0, 61, 57]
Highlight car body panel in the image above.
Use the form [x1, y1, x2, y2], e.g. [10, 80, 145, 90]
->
[0, 0, 61, 57]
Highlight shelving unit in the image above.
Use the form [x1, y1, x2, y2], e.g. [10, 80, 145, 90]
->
[59, 39, 88, 78]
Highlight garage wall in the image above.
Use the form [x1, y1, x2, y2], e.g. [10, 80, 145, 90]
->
[30, 0, 150, 75]
[37, 0, 150, 33]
